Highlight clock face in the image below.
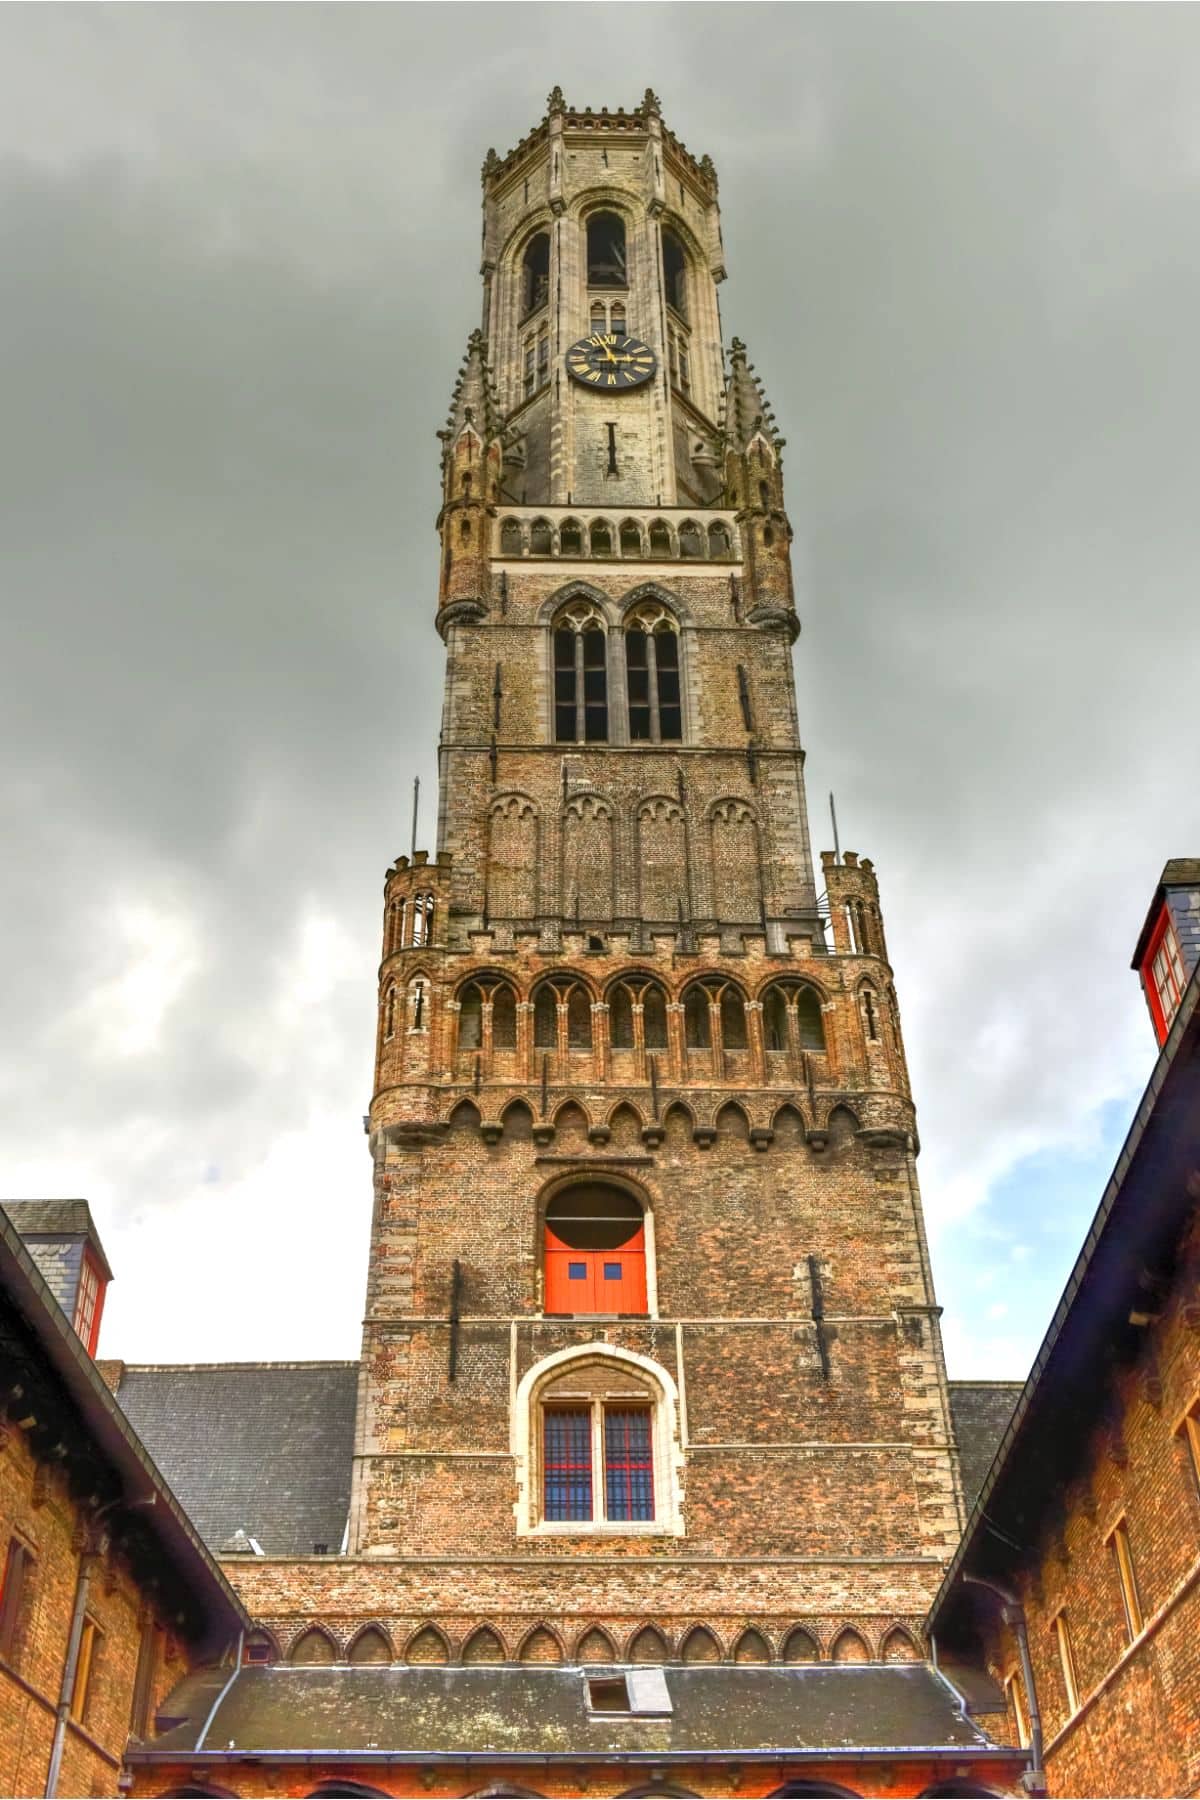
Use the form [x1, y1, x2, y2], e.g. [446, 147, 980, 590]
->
[566, 332, 657, 390]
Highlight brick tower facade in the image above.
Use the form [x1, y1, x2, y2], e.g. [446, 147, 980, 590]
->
[332, 88, 963, 1670]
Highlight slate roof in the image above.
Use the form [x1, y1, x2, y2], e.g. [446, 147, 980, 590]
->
[3, 1197, 114, 1278]
[948, 1380, 1023, 1509]
[132, 1663, 1019, 1767]
[112, 1361, 358, 1557]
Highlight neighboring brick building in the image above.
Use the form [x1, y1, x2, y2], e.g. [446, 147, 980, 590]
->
[928, 891, 1200, 1797]
[117, 87, 1023, 1798]
[0, 1202, 249, 1800]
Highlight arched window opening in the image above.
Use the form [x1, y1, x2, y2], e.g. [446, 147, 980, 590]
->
[534, 986, 558, 1048]
[590, 299, 607, 333]
[610, 300, 626, 334]
[862, 987, 879, 1041]
[545, 1184, 647, 1316]
[763, 525, 774, 548]
[460, 518, 471, 543]
[721, 985, 747, 1050]
[643, 985, 668, 1048]
[708, 521, 732, 558]
[553, 602, 608, 743]
[492, 984, 517, 1048]
[587, 211, 627, 287]
[590, 520, 613, 557]
[410, 892, 434, 947]
[529, 517, 553, 555]
[662, 230, 688, 319]
[459, 984, 484, 1050]
[383, 984, 397, 1041]
[625, 605, 682, 744]
[797, 987, 825, 1051]
[763, 987, 788, 1052]
[759, 480, 771, 509]
[678, 519, 703, 558]
[410, 980, 426, 1031]
[500, 518, 523, 556]
[522, 232, 550, 317]
[559, 518, 583, 556]
[684, 986, 711, 1049]
[567, 985, 592, 1049]
[542, 1372, 653, 1519]
[648, 519, 673, 558]
[620, 520, 642, 558]
[610, 985, 634, 1049]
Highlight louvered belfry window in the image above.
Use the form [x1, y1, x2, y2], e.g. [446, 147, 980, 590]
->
[543, 1409, 593, 1521]
[604, 1408, 654, 1521]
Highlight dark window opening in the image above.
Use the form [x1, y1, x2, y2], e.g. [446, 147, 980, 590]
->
[611, 985, 634, 1048]
[708, 521, 732, 557]
[656, 628, 682, 741]
[684, 987, 711, 1048]
[643, 985, 668, 1047]
[530, 517, 553, 555]
[620, 520, 642, 557]
[583, 628, 608, 741]
[560, 518, 583, 555]
[678, 520, 702, 558]
[587, 211, 627, 287]
[567, 984, 592, 1046]
[492, 985, 517, 1047]
[534, 986, 558, 1047]
[721, 986, 748, 1049]
[522, 232, 550, 316]
[863, 988, 879, 1040]
[663, 231, 688, 319]
[649, 519, 673, 557]
[764, 987, 788, 1052]
[500, 518, 523, 555]
[626, 628, 651, 742]
[591, 520, 613, 556]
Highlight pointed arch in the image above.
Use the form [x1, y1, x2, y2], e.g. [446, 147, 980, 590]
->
[771, 1103, 808, 1144]
[488, 793, 539, 919]
[575, 1625, 618, 1664]
[881, 1624, 921, 1663]
[680, 1624, 722, 1663]
[448, 1098, 481, 1133]
[462, 1624, 506, 1664]
[637, 795, 688, 920]
[606, 1100, 646, 1148]
[287, 1625, 336, 1665]
[501, 1098, 534, 1140]
[831, 1627, 870, 1663]
[552, 1099, 592, 1142]
[517, 1624, 564, 1664]
[404, 1622, 450, 1664]
[346, 1624, 392, 1665]
[733, 1627, 772, 1663]
[826, 1102, 861, 1146]
[782, 1626, 820, 1663]
[715, 1100, 751, 1142]
[709, 797, 761, 924]
[628, 1624, 669, 1663]
[562, 791, 615, 920]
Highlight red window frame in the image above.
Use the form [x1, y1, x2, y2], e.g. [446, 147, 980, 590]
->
[1141, 906, 1185, 1045]
[73, 1250, 105, 1356]
[604, 1407, 655, 1522]
[543, 1408, 593, 1522]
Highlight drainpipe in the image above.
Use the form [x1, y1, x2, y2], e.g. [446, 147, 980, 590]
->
[45, 1531, 104, 1798]
[962, 1573, 1047, 1797]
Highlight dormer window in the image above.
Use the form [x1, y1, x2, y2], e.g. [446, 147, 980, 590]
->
[73, 1251, 105, 1357]
[1146, 911, 1186, 1042]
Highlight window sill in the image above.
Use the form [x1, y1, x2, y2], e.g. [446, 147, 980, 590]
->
[524, 1519, 677, 1539]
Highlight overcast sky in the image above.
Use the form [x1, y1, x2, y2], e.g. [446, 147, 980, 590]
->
[2, 5, 1197, 1380]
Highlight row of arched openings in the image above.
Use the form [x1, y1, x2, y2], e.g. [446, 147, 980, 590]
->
[255, 1620, 921, 1667]
[502, 516, 733, 561]
[453, 975, 827, 1057]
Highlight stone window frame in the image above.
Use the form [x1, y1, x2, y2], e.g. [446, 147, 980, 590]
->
[1002, 1666, 1030, 1749]
[512, 1342, 684, 1540]
[541, 584, 693, 749]
[1050, 1607, 1080, 1718]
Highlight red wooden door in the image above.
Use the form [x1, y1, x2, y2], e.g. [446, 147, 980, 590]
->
[545, 1225, 646, 1314]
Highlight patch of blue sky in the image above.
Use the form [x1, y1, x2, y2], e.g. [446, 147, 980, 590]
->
[935, 1094, 1139, 1382]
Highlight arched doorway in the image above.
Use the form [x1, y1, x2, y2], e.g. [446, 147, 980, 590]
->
[545, 1183, 646, 1314]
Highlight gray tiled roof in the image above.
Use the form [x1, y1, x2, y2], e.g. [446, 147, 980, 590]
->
[113, 1362, 358, 1557]
[949, 1381, 1022, 1509]
[137, 1662, 1015, 1762]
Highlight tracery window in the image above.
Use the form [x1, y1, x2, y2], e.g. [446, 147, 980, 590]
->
[620, 519, 643, 557]
[529, 517, 553, 555]
[708, 520, 732, 558]
[762, 981, 826, 1058]
[683, 978, 747, 1056]
[500, 517, 523, 556]
[677, 519, 703, 558]
[553, 601, 608, 742]
[648, 519, 673, 557]
[608, 977, 669, 1052]
[624, 603, 682, 743]
[533, 978, 593, 1052]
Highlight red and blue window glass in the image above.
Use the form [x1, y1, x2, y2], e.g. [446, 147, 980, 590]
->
[543, 1405, 654, 1523]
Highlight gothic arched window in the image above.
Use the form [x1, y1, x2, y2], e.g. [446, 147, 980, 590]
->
[608, 977, 670, 1055]
[587, 211, 627, 288]
[534, 985, 558, 1048]
[648, 518, 673, 557]
[763, 981, 826, 1059]
[590, 520, 613, 557]
[708, 521, 732, 558]
[553, 600, 608, 743]
[662, 230, 688, 319]
[529, 517, 553, 555]
[459, 983, 484, 1050]
[522, 232, 550, 317]
[678, 519, 703, 558]
[620, 519, 643, 558]
[500, 517, 523, 556]
[533, 978, 593, 1054]
[683, 978, 748, 1061]
[491, 984, 517, 1048]
[624, 603, 682, 744]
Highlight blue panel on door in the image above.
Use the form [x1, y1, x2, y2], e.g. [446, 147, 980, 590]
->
[568, 1262, 587, 1279]
[603, 1263, 622, 1280]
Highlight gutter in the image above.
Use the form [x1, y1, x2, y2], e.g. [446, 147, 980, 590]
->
[126, 1744, 1023, 1768]
[961, 1574, 1046, 1797]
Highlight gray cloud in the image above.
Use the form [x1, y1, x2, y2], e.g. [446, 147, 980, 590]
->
[2, 5, 1197, 1368]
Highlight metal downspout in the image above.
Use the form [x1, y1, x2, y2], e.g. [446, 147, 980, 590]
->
[44, 1540, 101, 1797]
[962, 1572, 1047, 1796]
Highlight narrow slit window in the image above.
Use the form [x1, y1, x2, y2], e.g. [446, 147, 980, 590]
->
[626, 628, 651, 741]
[684, 987, 711, 1048]
[492, 985, 517, 1048]
[0, 1539, 33, 1666]
[583, 629, 608, 742]
[643, 986, 668, 1048]
[555, 628, 578, 742]
[1054, 1612, 1079, 1716]
[1109, 1520, 1144, 1641]
[610, 985, 635, 1049]
[534, 987, 558, 1048]
[655, 629, 682, 741]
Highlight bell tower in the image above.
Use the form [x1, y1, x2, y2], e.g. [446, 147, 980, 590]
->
[345, 89, 964, 1673]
